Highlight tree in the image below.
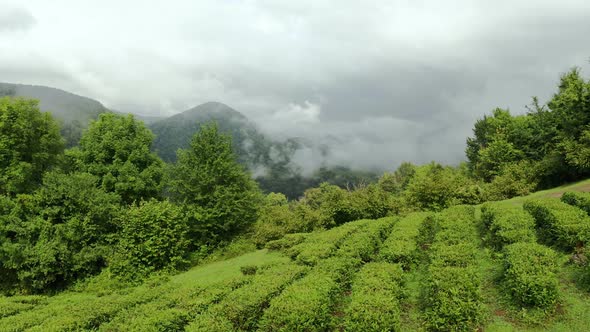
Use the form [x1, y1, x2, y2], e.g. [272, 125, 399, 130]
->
[0, 97, 64, 195]
[75, 113, 164, 204]
[378, 162, 416, 194]
[404, 162, 480, 211]
[0, 171, 121, 292]
[168, 122, 261, 245]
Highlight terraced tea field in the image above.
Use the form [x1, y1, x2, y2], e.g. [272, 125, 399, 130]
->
[3, 192, 590, 331]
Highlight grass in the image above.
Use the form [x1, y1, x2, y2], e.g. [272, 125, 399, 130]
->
[496, 178, 590, 207]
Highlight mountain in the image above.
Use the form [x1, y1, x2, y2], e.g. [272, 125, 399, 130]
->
[0, 83, 112, 147]
[150, 102, 275, 165]
[0, 83, 109, 124]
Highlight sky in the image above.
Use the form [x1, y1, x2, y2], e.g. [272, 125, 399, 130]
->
[1, 1, 589, 171]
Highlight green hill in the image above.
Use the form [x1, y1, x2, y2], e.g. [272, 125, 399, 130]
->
[149, 101, 274, 165]
[0, 82, 108, 124]
[3, 181, 590, 331]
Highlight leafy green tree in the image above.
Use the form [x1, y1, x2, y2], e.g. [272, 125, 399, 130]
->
[251, 193, 300, 247]
[0, 171, 120, 292]
[404, 163, 482, 211]
[0, 97, 64, 195]
[475, 136, 523, 181]
[466, 108, 514, 172]
[378, 162, 416, 194]
[484, 161, 539, 200]
[168, 122, 261, 245]
[110, 199, 189, 280]
[75, 113, 164, 204]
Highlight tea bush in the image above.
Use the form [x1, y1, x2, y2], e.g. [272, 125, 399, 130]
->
[503, 242, 560, 308]
[524, 199, 590, 250]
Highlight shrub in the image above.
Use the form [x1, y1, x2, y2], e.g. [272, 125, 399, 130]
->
[423, 205, 485, 331]
[344, 262, 404, 331]
[252, 193, 301, 248]
[481, 204, 536, 250]
[287, 220, 368, 266]
[524, 199, 590, 250]
[265, 233, 308, 252]
[424, 265, 485, 331]
[335, 218, 394, 262]
[0, 172, 121, 293]
[503, 242, 560, 308]
[379, 212, 431, 268]
[110, 199, 190, 280]
[562, 191, 590, 215]
[240, 265, 258, 276]
[258, 257, 358, 332]
[193, 263, 309, 331]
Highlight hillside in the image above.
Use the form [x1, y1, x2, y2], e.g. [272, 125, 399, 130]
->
[0, 83, 108, 124]
[3, 182, 590, 331]
[149, 102, 273, 165]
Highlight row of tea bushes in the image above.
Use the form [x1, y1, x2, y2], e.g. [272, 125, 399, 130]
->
[481, 203, 537, 249]
[343, 262, 404, 331]
[379, 212, 431, 269]
[286, 220, 370, 266]
[258, 257, 360, 332]
[481, 202, 560, 309]
[524, 199, 590, 250]
[422, 206, 485, 331]
[562, 191, 590, 216]
[186, 262, 309, 331]
[335, 217, 396, 263]
[0, 280, 177, 332]
[98, 277, 248, 331]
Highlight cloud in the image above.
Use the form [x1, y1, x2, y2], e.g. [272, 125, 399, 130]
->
[0, 7, 36, 32]
[0, 0, 589, 171]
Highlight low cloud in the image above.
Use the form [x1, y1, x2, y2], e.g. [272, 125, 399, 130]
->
[0, 7, 36, 32]
[1, 1, 589, 171]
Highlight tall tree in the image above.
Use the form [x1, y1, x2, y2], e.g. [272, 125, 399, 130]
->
[74, 113, 164, 204]
[168, 122, 261, 245]
[0, 97, 64, 195]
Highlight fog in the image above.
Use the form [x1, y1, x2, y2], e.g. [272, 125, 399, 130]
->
[1, 0, 589, 171]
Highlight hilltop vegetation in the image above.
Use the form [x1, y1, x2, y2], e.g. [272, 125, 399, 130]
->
[0, 64, 590, 330]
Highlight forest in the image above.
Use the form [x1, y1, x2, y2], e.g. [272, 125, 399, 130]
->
[0, 66, 590, 331]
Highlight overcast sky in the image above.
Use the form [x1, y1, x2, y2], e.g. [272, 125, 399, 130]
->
[1, 1, 589, 170]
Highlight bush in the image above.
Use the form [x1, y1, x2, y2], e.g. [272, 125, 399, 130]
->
[240, 265, 258, 276]
[503, 242, 560, 308]
[424, 265, 485, 331]
[423, 205, 485, 331]
[379, 212, 431, 269]
[484, 161, 539, 201]
[562, 191, 590, 215]
[344, 262, 404, 331]
[258, 257, 358, 332]
[192, 263, 309, 331]
[336, 218, 395, 262]
[110, 199, 190, 280]
[265, 233, 308, 252]
[252, 193, 302, 248]
[287, 220, 368, 266]
[481, 204, 537, 250]
[0, 172, 121, 293]
[524, 199, 590, 250]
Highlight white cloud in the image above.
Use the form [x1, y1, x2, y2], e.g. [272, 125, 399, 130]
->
[1, 0, 590, 169]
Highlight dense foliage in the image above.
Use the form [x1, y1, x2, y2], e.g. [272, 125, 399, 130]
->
[168, 123, 261, 245]
[466, 68, 590, 191]
[73, 113, 164, 204]
[0, 97, 63, 195]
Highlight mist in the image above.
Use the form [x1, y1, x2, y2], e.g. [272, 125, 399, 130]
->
[1, 0, 590, 171]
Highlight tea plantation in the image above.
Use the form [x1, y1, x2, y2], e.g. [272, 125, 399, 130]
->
[3, 192, 590, 331]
